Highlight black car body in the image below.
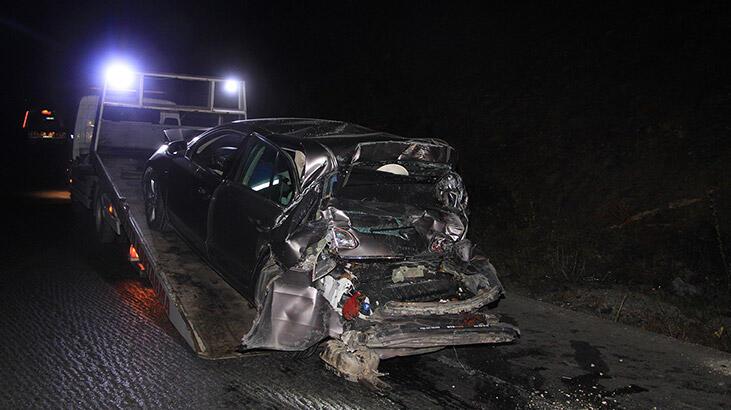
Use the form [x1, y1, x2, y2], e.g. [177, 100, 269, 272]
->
[144, 118, 518, 384]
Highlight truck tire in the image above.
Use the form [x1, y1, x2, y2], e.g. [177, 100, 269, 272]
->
[93, 188, 115, 243]
[143, 167, 169, 231]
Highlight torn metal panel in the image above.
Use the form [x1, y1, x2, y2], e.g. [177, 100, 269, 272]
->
[347, 313, 519, 349]
[318, 275, 353, 308]
[320, 339, 385, 387]
[241, 271, 342, 351]
[435, 172, 469, 211]
[372, 286, 503, 318]
[371, 346, 444, 360]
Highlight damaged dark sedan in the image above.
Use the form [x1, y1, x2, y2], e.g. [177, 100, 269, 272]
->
[143, 118, 519, 384]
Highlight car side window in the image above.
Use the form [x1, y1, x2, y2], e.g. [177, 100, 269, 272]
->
[239, 141, 296, 206]
[241, 142, 277, 196]
[190, 131, 244, 175]
[272, 152, 295, 206]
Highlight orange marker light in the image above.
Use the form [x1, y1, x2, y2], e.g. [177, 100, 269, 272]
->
[129, 244, 140, 261]
[107, 204, 114, 215]
[41, 109, 52, 115]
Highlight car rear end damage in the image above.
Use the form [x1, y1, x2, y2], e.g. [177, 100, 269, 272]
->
[241, 139, 520, 385]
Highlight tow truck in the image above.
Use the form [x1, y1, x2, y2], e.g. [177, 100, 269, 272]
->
[71, 66, 518, 384]
[70, 67, 257, 358]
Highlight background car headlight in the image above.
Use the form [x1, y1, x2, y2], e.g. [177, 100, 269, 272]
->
[331, 227, 359, 250]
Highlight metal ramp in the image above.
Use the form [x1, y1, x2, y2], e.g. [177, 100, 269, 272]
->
[100, 154, 257, 358]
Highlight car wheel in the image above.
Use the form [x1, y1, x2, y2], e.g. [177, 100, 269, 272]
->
[143, 167, 169, 231]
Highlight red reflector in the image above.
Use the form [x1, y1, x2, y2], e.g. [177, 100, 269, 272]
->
[342, 291, 363, 320]
[22, 111, 29, 128]
[137, 262, 146, 271]
[129, 244, 140, 262]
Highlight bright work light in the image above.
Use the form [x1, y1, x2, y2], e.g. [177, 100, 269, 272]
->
[105, 63, 135, 90]
[223, 79, 239, 94]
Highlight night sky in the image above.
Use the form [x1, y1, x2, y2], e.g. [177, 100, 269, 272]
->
[5, 2, 727, 130]
[3, 1, 730, 212]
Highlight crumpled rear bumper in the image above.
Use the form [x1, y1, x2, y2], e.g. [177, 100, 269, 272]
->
[320, 289, 519, 386]
[371, 286, 503, 318]
[350, 312, 519, 350]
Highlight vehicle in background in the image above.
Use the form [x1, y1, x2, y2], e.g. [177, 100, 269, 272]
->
[22, 108, 67, 140]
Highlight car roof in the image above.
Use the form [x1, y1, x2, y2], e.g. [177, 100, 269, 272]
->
[222, 118, 453, 185]
[226, 118, 411, 157]
[229, 118, 395, 139]
[227, 118, 459, 165]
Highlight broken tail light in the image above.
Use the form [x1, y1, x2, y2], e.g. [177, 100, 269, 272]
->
[429, 234, 452, 253]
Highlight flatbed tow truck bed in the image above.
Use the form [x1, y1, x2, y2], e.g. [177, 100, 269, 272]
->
[98, 152, 257, 358]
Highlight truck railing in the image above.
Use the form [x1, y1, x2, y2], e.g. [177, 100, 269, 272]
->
[102, 71, 247, 115]
[94, 71, 247, 152]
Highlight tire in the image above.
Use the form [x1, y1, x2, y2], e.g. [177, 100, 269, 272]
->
[93, 188, 115, 244]
[143, 167, 169, 231]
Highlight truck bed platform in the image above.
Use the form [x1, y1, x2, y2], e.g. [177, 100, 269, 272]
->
[98, 153, 256, 358]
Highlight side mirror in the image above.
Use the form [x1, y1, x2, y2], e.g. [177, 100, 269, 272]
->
[166, 139, 187, 155]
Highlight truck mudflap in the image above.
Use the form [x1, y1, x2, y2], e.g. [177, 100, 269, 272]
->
[320, 311, 519, 387]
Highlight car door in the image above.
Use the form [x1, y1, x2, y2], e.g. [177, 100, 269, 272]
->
[166, 129, 245, 248]
[207, 136, 298, 293]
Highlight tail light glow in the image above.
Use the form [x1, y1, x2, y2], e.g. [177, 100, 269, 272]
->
[129, 244, 140, 262]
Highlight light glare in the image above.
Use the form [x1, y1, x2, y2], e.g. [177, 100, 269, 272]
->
[106, 63, 135, 90]
[223, 79, 239, 94]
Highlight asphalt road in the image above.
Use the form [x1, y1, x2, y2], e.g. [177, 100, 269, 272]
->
[1, 192, 730, 409]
